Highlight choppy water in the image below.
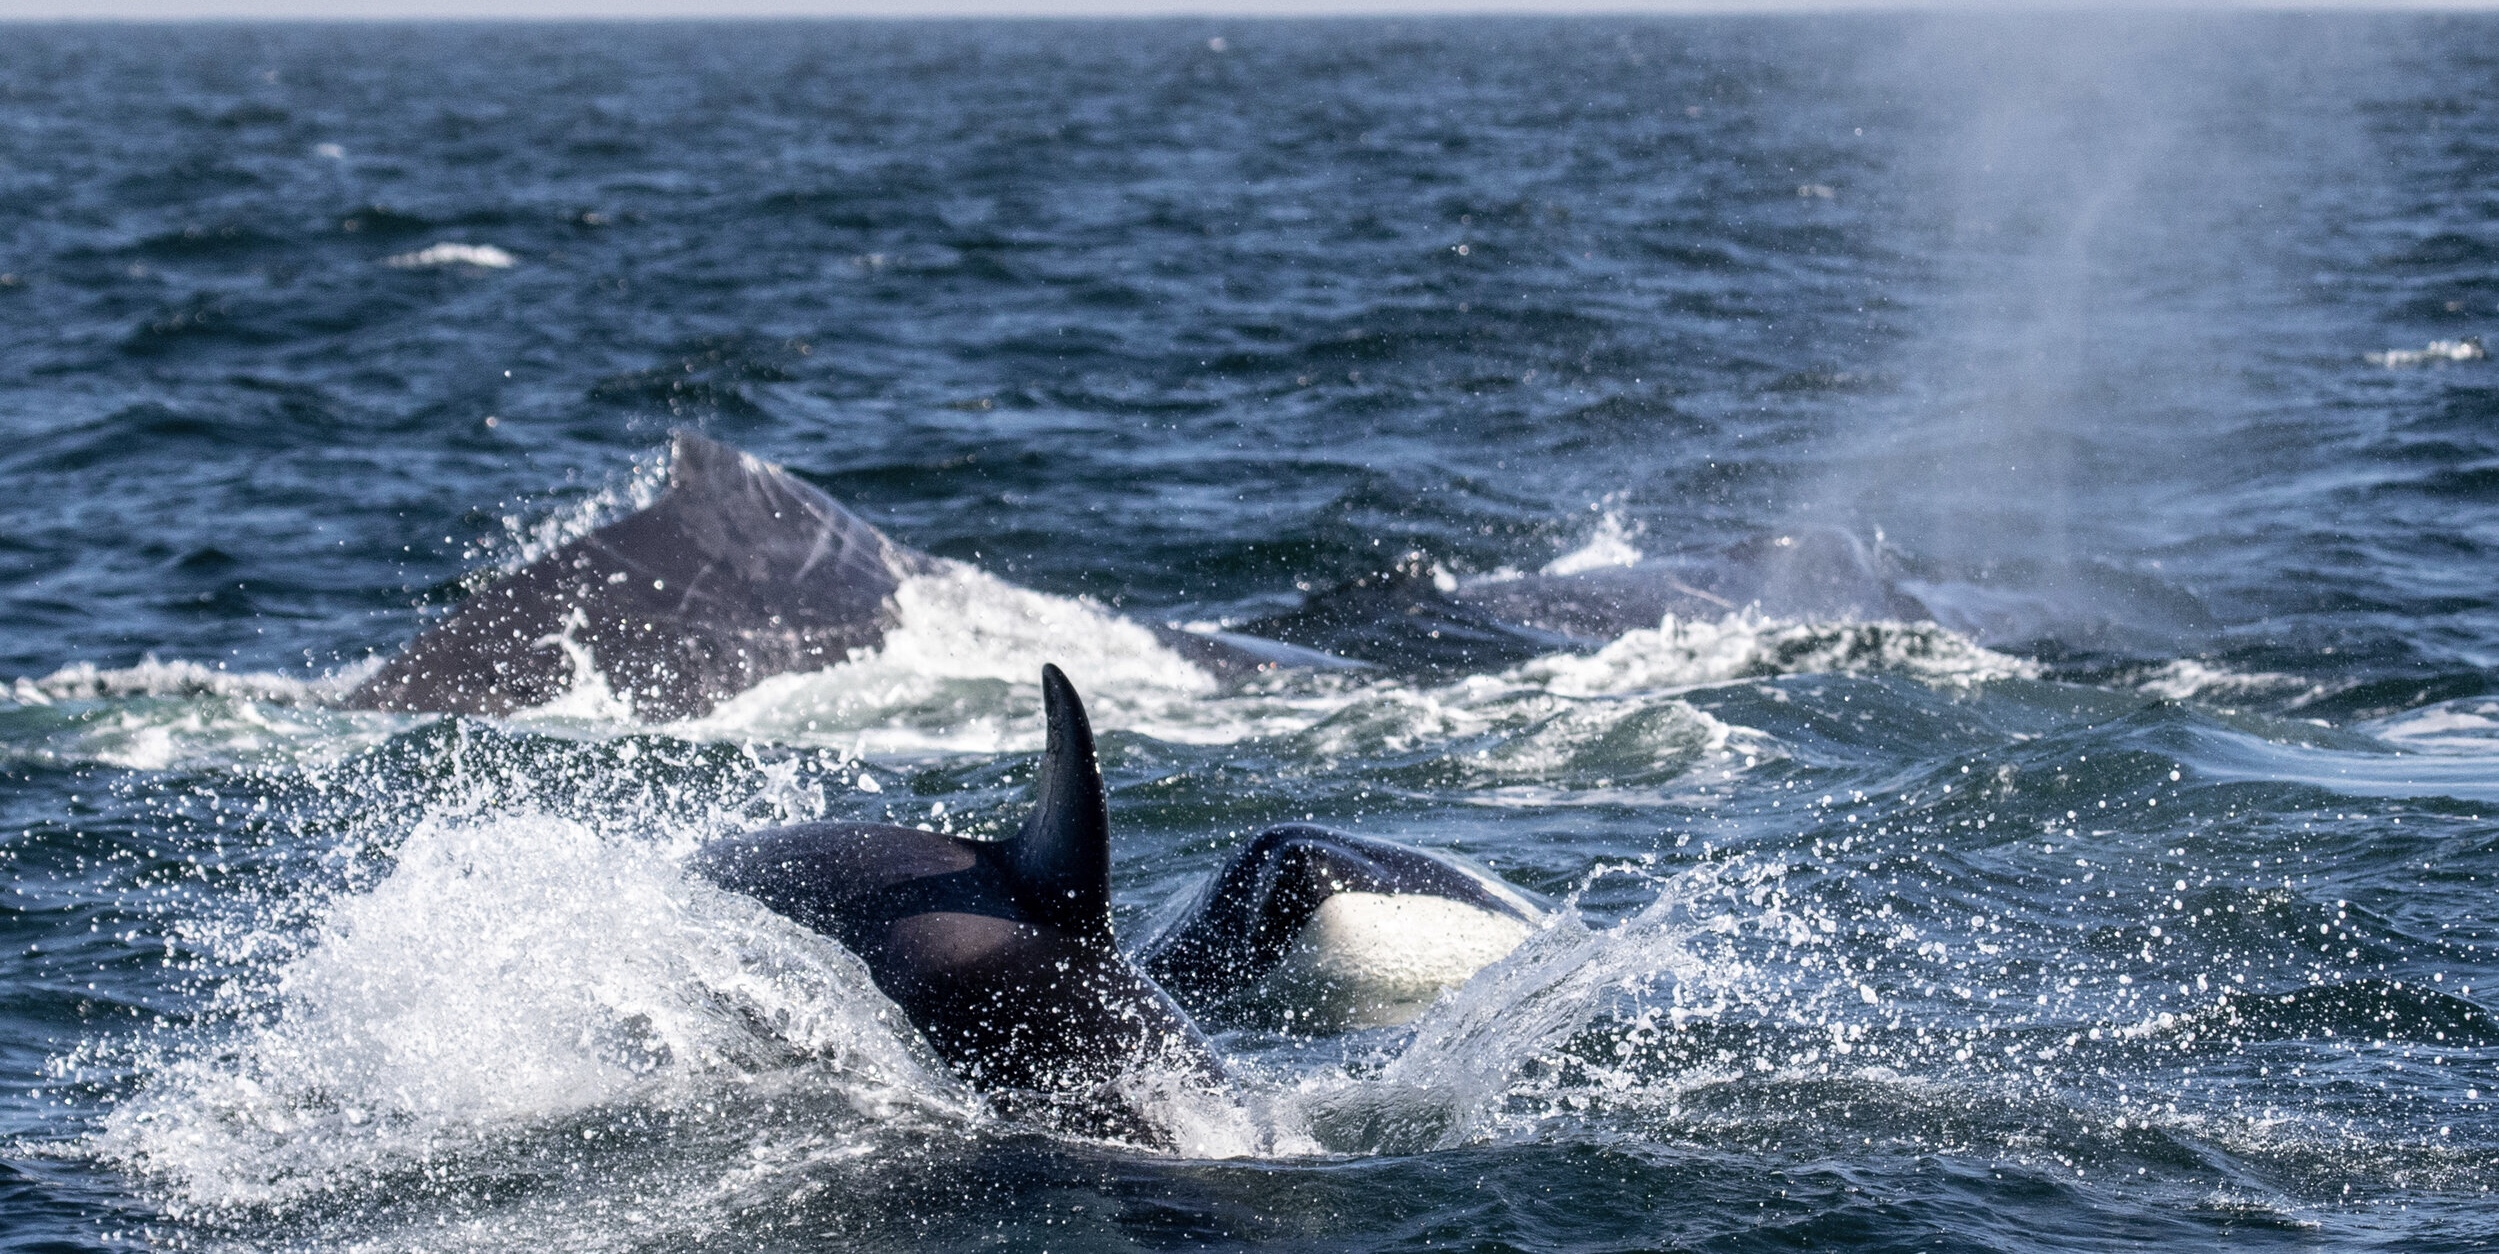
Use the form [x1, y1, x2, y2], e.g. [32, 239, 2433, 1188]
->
[3, 14, 2496, 1252]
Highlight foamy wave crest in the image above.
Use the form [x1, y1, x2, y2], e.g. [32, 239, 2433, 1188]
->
[2366, 337, 2484, 368]
[1457, 692, 1738, 790]
[1284, 685, 1490, 760]
[2364, 697, 2499, 756]
[384, 242, 516, 269]
[11, 657, 337, 707]
[4, 657, 388, 771]
[1284, 681, 1751, 798]
[1508, 611, 2034, 698]
[680, 561, 1277, 754]
[2134, 659, 2319, 704]
[89, 812, 969, 1213]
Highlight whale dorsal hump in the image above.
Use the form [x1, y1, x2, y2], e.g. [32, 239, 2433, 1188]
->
[1002, 664, 1113, 943]
[345, 431, 929, 721]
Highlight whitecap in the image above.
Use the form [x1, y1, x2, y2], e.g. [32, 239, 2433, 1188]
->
[2363, 696, 2499, 756]
[2365, 337, 2484, 367]
[3, 656, 388, 771]
[2133, 658, 2318, 704]
[670, 560, 1298, 755]
[384, 242, 517, 269]
[1507, 610, 2034, 697]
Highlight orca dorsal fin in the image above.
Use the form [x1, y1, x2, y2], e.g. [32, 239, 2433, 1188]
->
[1002, 664, 1113, 942]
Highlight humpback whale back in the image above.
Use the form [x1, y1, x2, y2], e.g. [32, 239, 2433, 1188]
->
[1451, 526, 1931, 646]
[1235, 527, 1932, 672]
[345, 433, 1944, 721]
[347, 432, 928, 720]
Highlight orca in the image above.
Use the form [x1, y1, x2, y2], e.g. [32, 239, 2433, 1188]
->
[1138, 825, 1551, 1032]
[346, 431, 1939, 719]
[696, 667, 1555, 1128]
[694, 664, 1222, 1134]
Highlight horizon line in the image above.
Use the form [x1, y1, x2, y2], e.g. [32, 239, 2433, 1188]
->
[7, 0, 2499, 21]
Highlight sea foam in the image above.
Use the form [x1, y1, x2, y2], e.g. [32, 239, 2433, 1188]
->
[384, 242, 517, 269]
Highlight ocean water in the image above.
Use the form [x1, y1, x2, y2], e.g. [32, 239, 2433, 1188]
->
[2, 14, 2496, 1251]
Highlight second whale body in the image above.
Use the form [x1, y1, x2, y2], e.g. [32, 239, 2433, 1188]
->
[1138, 824, 1550, 1032]
[346, 431, 1936, 721]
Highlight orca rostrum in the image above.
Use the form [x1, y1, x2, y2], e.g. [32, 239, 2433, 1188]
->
[1138, 825, 1551, 1031]
[695, 665, 1223, 1129]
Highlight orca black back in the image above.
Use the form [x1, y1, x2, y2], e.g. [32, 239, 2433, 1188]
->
[696, 666, 1218, 1112]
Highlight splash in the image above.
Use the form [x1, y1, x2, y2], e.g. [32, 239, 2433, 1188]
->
[472, 450, 670, 575]
[86, 811, 970, 1215]
[1285, 856, 1806, 1154]
[1275, 838, 2487, 1198]
[511, 608, 637, 725]
[1540, 499, 1645, 576]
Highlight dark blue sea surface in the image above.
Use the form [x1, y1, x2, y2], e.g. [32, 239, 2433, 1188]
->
[3, 14, 2496, 1252]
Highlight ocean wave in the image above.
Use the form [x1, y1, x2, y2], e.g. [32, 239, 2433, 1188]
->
[3, 588, 2027, 787]
[2365, 337, 2484, 367]
[2, 658, 385, 771]
[1281, 681, 1756, 799]
[1508, 611, 2037, 697]
[9, 657, 335, 707]
[2362, 696, 2499, 756]
[2132, 658, 2322, 704]
[382, 242, 517, 269]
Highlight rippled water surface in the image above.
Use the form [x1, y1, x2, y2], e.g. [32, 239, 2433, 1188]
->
[3, 15, 2496, 1252]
